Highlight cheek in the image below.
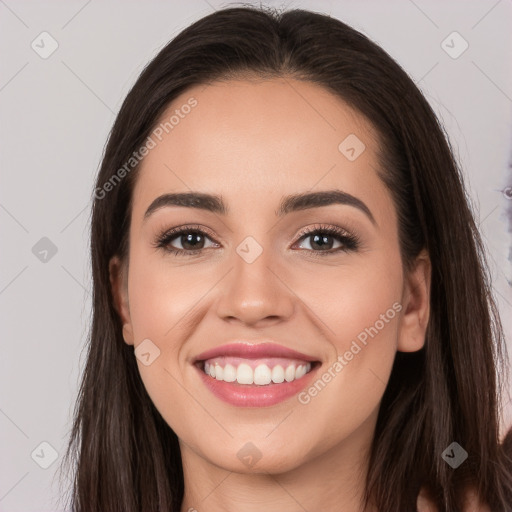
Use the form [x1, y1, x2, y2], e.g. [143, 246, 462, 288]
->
[328, 263, 402, 359]
[124, 246, 228, 417]
[289, 249, 402, 432]
[124, 250, 212, 435]
[287, 243, 402, 354]
[323, 251, 402, 381]
[127, 249, 214, 340]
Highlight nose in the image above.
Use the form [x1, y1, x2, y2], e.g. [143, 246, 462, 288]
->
[215, 244, 295, 327]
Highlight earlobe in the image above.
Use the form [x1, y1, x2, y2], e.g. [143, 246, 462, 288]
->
[122, 323, 134, 346]
[397, 249, 431, 353]
[109, 255, 134, 346]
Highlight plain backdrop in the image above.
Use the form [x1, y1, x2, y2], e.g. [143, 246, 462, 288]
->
[1, 1, 511, 510]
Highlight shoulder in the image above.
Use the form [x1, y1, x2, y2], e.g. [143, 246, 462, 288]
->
[417, 486, 491, 512]
[459, 487, 491, 512]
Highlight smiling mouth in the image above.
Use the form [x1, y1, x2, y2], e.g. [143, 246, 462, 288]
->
[195, 357, 321, 386]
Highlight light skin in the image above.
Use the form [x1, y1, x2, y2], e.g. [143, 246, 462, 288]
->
[109, 77, 432, 511]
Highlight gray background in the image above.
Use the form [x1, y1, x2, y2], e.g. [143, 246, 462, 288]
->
[1, 1, 511, 510]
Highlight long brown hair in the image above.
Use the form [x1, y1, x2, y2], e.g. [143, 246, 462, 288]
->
[59, 6, 512, 511]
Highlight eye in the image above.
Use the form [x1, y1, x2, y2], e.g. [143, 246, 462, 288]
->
[294, 224, 360, 255]
[153, 223, 360, 257]
[153, 225, 219, 256]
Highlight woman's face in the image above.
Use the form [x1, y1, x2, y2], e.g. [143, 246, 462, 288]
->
[110, 78, 430, 475]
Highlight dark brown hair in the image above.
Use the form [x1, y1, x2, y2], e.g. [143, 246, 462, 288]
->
[59, 5, 512, 511]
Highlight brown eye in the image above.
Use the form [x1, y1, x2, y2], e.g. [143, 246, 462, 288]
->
[300, 232, 339, 251]
[295, 226, 360, 255]
[154, 226, 218, 256]
[172, 231, 208, 251]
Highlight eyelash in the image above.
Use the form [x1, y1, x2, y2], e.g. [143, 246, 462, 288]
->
[153, 223, 360, 258]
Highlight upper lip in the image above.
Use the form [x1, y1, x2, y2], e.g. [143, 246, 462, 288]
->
[194, 342, 319, 362]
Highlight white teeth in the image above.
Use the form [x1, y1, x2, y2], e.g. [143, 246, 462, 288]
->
[223, 363, 237, 382]
[203, 361, 313, 385]
[271, 365, 285, 383]
[285, 364, 296, 382]
[295, 365, 306, 379]
[254, 364, 272, 385]
[236, 363, 254, 384]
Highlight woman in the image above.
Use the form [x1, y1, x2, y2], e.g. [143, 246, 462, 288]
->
[59, 5, 512, 511]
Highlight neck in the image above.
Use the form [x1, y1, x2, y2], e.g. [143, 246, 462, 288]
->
[179, 413, 378, 512]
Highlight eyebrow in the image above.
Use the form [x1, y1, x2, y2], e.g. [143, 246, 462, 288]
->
[143, 190, 376, 225]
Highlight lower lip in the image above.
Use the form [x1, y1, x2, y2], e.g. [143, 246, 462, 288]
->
[195, 362, 320, 407]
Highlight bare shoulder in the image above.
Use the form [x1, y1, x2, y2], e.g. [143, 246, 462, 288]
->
[459, 487, 491, 512]
[416, 487, 438, 512]
[416, 486, 491, 512]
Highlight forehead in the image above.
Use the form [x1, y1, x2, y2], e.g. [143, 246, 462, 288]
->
[133, 78, 384, 217]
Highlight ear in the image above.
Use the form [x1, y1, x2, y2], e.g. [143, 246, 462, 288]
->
[109, 255, 134, 346]
[397, 249, 431, 352]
